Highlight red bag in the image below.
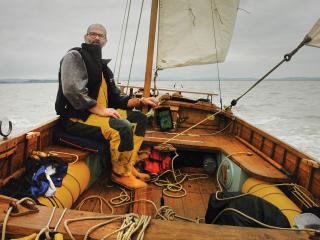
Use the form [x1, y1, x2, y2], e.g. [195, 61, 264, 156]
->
[144, 149, 171, 174]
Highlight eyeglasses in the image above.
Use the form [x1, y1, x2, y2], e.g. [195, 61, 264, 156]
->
[87, 32, 106, 39]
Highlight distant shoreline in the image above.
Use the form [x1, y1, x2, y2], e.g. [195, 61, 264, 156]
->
[0, 77, 319, 84]
[0, 79, 58, 84]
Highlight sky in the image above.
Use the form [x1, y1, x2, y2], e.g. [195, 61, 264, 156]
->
[0, 0, 319, 81]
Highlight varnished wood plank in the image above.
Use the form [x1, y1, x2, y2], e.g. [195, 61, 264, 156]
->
[249, 129, 254, 144]
[0, 203, 311, 240]
[133, 184, 162, 216]
[181, 192, 206, 220]
[259, 136, 265, 151]
[43, 144, 89, 162]
[306, 166, 314, 191]
[271, 142, 276, 159]
[281, 148, 288, 165]
[293, 157, 302, 177]
[261, 138, 273, 157]
[133, 167, 216, 222]
[233, 116, 316, 163]
[251, 132, 261, 149]
[164, 194, 184, 219]
[11, 141, 25, 173]
[198, 174, 217, 194]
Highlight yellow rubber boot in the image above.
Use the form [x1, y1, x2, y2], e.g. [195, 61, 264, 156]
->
[111, 173, 147, 190]
[132, 167, 150, 182]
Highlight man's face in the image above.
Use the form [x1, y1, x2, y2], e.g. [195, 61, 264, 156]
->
[84, 26, 107, 48]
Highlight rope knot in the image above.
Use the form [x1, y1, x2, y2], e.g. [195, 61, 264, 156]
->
[154, 143, 176, 152]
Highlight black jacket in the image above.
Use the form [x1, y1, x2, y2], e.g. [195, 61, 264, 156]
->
[55, 43, 129, 120]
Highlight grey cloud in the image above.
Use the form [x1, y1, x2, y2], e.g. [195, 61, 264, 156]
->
[0, 0, 319, 80]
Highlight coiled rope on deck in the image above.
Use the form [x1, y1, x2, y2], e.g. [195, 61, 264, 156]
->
[64, 213, 151, 240]
[150, 146, 208, 198]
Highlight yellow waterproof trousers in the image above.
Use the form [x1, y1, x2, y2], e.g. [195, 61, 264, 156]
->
[65, 109, 147, 176]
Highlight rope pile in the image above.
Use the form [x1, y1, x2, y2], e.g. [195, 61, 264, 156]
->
[64, 213, 151, 240]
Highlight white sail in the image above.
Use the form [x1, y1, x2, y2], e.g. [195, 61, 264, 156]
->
[157, 0, 239, 69]
[306, 18, 320, 48]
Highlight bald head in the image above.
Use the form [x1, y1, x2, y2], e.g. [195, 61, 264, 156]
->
[86, 24, 106, 36]
[84, 23, 107, 48]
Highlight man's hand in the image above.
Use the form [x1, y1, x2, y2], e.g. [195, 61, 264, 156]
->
[102, 108, 121, 118]
[140, 97, 159, 108]
[89, 105, 121, 118]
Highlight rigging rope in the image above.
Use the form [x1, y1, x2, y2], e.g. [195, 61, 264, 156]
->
[116, 0, 132, 84]
[228, 35, 312, 109]
[152, 68, 159, 97]
[146, 119, 234, 137]
[35, 206, 56, 240]
[125, 0, 145, 94]
[210, 0, 223, 108]
[159, 109, 223, 145]
[113, 0, 130, 82]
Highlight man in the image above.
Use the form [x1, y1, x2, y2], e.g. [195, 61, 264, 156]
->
[55, 23, 158, 189]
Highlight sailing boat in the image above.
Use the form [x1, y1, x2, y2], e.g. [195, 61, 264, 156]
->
[1, 0, 320, 239]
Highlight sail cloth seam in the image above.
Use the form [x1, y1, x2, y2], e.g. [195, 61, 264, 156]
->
[156, 0, 239, 69]
[125, 0, 145, 94]
[113, 0, 130, 83]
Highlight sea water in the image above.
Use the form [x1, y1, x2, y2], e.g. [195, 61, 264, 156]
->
[0, 80, 319, 160]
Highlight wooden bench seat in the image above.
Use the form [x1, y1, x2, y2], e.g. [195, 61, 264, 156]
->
[43, 144, 90, 162]
[144, 129, 290, 183]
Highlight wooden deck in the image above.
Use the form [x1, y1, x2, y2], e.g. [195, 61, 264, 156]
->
[71, 167, 216, 221]
[132, 167, 216, 220]
[72, 175, 131, 215]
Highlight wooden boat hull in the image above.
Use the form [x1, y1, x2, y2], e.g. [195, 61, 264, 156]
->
[0, 100, 319, 239]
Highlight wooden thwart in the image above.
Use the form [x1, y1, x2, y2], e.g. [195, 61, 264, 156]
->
[144, 130, 290, 183]
[43, 144, 89, 162]
[0, 203, 312, 240]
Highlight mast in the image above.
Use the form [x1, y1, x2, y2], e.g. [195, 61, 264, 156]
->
[143, 0, 158, 107]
